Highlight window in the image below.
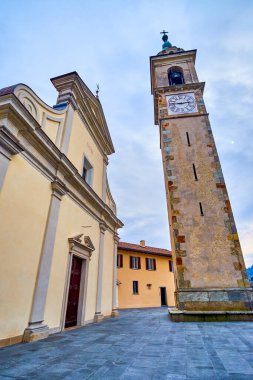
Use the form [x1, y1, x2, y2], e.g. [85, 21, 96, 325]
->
[146, 258, 156, 271]
[169, 260, 174, 272]
[82, 157, 93, 186]
[168, 67, 185, 86]
[133, 281, 139, 294]
[186, 132, 191, 146]
[192, 163, 198, 181]
[117, 254, 123, 268]
[199, 202, 204, 216]
[130, 256, 141, 270]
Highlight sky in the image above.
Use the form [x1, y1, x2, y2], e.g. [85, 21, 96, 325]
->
[1, 0, 253, 267]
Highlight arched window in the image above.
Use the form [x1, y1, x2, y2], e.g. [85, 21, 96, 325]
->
[168, 67, 185, 86]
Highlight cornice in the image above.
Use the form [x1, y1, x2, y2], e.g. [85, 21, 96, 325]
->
[51, 180, 68, 199]
[99, 221, 108, 234]
[0, 96, 123, 229]
[114, 232, 120, 244]
[155, 82, 205, 95]
[0, 126, 24, 158]
[150, 49, 197, 63]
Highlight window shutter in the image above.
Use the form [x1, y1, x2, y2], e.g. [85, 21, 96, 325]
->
[145, 258, 148, 270]
[130, 256, 133, 268]
[154, 259, 156, 270]
[120, 255, 123, 268]
[138, 257, 141, 269]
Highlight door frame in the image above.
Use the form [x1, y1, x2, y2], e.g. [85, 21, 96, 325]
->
[160, 286, 167, 306]
[60, 235, 95, 331]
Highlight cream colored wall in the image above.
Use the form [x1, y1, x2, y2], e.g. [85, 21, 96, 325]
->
[67, 112, 104, 198]
[101, 231, 114, 316]
[14, 86, 66, 148]
[43, 118, 61, 144]
[44, 195, 101, 327]
[117, 250, 175, 309]
[0, 155, 51, 339]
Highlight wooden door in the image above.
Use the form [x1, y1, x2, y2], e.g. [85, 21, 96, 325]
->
[65, 256, 83, 328]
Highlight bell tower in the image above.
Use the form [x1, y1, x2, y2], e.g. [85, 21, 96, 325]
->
[150, 33, 253, 321]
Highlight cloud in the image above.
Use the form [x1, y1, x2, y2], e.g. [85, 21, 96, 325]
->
[237, 221, 253, 268]
[1, 0, 253, 266]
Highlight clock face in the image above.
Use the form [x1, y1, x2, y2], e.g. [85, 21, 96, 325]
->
[167, 93, 197, 115]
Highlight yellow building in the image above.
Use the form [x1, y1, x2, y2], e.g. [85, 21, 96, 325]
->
[117, 240, 175, 308]
[0, 71, 123, 347]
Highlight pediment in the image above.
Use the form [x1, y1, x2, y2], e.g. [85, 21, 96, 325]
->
[83, 236, 95, 251]
[68, 233, 95, 255]
[51, 72, 114, 155]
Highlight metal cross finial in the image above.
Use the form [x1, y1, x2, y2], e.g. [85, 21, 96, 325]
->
[160, 30, 168, 35]
[96, 84, 100, 98]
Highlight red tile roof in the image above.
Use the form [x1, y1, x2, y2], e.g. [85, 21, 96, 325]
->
[0, 85, 18, 96]
[118, 241, 172, 257]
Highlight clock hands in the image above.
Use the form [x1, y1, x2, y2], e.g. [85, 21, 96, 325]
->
[170, 101, 194, 105]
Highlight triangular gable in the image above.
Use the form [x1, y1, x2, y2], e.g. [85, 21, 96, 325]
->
[51, 72, 114, 155]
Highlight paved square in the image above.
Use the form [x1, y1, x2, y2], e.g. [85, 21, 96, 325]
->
[1, 308, 253, 379]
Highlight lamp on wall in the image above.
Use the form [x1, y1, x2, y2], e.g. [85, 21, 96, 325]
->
[147, 283, 152, 289]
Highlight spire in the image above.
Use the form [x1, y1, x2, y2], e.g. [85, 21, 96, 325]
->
[160, 30, 172, 50]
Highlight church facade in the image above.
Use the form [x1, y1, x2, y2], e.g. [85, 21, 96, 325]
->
[0, 72, 123, 346]
[150, 34, 253, 321]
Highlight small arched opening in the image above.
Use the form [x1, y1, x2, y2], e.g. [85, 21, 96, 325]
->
[168, 67, 185, 86]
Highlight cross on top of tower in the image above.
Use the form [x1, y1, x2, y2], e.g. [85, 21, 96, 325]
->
[160, 30, 168, 40]
[95, 84, 100, 99]
[160, 30, 172, 50]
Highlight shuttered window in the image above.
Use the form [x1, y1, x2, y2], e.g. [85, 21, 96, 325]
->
[169, 260, 174, 272]
[130, 256, 141, 269]
[117, 254, 123, 268]
[145, 258, 156, 271]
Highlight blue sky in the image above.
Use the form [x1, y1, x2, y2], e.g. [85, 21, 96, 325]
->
[1, 0, 253, 266]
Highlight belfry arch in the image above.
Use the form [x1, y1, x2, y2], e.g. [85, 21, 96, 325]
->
[168, 66, 185, 86]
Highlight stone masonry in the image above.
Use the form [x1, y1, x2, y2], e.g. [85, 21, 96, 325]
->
[150, 43, 253, 320]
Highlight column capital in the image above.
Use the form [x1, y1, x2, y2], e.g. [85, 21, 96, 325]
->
[114, 232, 120, 244]
[103, 156, 109, 166]
[51, 180, 67, 200]
[99, 221, 108, 234]
[0, 126, 24, 159]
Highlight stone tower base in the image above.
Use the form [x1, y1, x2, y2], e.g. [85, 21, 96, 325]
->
[169, 288, 253, 322]
[168, 308, 253, 322]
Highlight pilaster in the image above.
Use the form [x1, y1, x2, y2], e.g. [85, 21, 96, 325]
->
[102, 156, 108, 202]
[94, 221, 107, 322]
[111, 232, 119, 317]
[23, 180, 67, 342]
[60, 105, 75, 155]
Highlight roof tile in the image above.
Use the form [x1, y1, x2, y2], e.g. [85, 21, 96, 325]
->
[118, 241, 172, 257]
[0, 85, 17, 96]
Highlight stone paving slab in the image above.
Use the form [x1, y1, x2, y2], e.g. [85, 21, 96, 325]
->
[0, 308, 253, 379]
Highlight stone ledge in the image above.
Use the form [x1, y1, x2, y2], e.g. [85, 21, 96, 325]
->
[168, 307, 253, 322]
[23, 324, 49, 343]
[111, 309, 119, 318]
[93, 312, 104, 323]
